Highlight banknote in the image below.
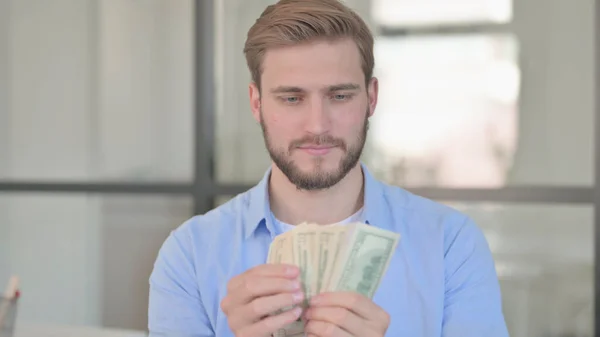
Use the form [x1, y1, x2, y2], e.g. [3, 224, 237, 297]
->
[325, 223, 400, 298]
[267, 231, 304, 336]
[293, 226, 317, 303]
[315, 226, 346, 294]
[267, 222, 400, 337]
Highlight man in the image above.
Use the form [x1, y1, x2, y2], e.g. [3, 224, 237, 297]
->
[148, 0, 509, 336]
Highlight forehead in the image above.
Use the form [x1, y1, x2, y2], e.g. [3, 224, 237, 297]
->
[261, 38, 364, 90]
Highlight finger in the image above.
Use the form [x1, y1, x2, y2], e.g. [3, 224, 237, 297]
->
[237, 306, 303, 337]
[228, 264, 299, 291]
[310, 292, 382, 321]
[305, 319, 353, 337]
[222, 277, 301, 310]
[304, 307, 364, 336]
[228, 291, 304, 329]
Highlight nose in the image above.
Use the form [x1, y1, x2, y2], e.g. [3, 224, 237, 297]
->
[305, 98, 331, 135]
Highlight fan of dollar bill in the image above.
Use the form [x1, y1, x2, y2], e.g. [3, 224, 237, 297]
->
[267, 222, 401, 337]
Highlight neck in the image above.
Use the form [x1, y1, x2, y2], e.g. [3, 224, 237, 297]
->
[269, 163, 364, 226]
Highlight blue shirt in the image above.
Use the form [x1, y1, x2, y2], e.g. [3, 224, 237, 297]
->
[148, 164, 509, 337]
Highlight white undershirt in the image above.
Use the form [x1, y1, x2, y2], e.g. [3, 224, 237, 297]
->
[273, 207, 364, 232]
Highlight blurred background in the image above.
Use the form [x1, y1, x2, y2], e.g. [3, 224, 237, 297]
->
[0, 0, 596, 336]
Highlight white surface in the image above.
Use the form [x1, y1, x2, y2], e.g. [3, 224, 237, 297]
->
[1, 0, 194, 329]
[13, 323, 147, 337]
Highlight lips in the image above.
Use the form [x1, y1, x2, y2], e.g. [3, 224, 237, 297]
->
[297, 145, 336, 155]
[290, 136, 346, 154]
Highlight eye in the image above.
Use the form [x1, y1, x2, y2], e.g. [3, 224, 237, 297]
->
[280, 96, 302, 104]
[332, 94, 353, 101]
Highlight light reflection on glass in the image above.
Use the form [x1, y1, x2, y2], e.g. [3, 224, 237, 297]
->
[367, 34, 520, 188]
[443, 202, 593, 337]
[372, 0, 512, 27]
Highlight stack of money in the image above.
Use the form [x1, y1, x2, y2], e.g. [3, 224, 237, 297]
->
[267, 222, 400, 337]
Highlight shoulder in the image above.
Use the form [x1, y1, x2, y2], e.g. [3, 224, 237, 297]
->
[379, 181, 469, 225]
[156, 189, 257, 262]
[378, 181, 485, 251]
[175, 191, 252, 243]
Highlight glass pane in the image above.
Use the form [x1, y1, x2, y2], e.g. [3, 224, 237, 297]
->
[367, 34, 521, 188]
[444, 202, 593, 337]
[215, 3, 594, 187]
[369, 32, 594, 187]
[0, 0, 193, 182]
[0, 193, 192, 331]
[0, 0, 8, 180]
[215, 0, 276, 184]
[371, 0, 512, 27]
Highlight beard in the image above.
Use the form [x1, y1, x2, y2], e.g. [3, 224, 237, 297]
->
[260, 109, 369, 191]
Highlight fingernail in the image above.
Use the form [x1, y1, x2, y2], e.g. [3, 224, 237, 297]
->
[289, 280, 301, 290]
[292, 292, 304, 303]
[286, 266, 299, 276]
[292, 306, 302, 317]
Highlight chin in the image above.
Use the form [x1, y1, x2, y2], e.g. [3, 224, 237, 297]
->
[298, 154, 337, 167]
[308, 161, 344, 176]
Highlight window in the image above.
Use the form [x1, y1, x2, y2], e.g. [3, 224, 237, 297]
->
[369, 34, 519, 187]
[372, 0, 512, 27]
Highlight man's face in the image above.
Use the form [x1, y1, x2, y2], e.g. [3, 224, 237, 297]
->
[249, 38, 378, 191]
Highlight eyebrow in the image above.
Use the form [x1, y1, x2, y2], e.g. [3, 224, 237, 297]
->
[327, 83, 361, 92]
[269, 83, 361, 94]
[270, 86, 304, 94]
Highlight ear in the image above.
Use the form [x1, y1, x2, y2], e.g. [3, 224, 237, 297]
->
[367, 77, 379, 118]
[249, 82, 261, 123]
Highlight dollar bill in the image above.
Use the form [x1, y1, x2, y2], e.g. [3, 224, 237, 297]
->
[267, 234, 284, 264]
[293, 227, 317, 303]
[268, 232, 304, 337]
[272, 321, 305, 337]
[273, 224, 320, 337]
[326, 223, 400, 298]
[268, 221, 400, 337]
[315, 226, 346, 294]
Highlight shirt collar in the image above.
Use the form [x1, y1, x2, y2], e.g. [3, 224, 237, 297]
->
[243, 163, 393, 239]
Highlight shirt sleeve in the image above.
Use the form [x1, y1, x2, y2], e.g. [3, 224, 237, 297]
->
[148, 226, 215, 337]
[442, 217, 510, 337]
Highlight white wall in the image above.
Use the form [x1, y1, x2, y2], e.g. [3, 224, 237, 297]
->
[0, 0, 9, 179]
[2, 0, 101, 326]
[0, 0, 194, 329]
[0, 0, 11, 285]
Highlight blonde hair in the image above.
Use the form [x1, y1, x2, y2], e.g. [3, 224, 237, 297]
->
[244, 0, 374, 90]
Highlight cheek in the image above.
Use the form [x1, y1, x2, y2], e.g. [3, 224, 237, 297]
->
[264, 111, 303, 137]
[264, 114, 296, 142]
[331, 111, 364, 136]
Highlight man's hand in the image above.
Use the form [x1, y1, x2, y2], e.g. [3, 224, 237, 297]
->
[304, 291, 390, 337]
[220, 264, 305, 337]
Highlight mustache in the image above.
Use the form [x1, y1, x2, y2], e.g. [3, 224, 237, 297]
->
[289, 135, 346, 151]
